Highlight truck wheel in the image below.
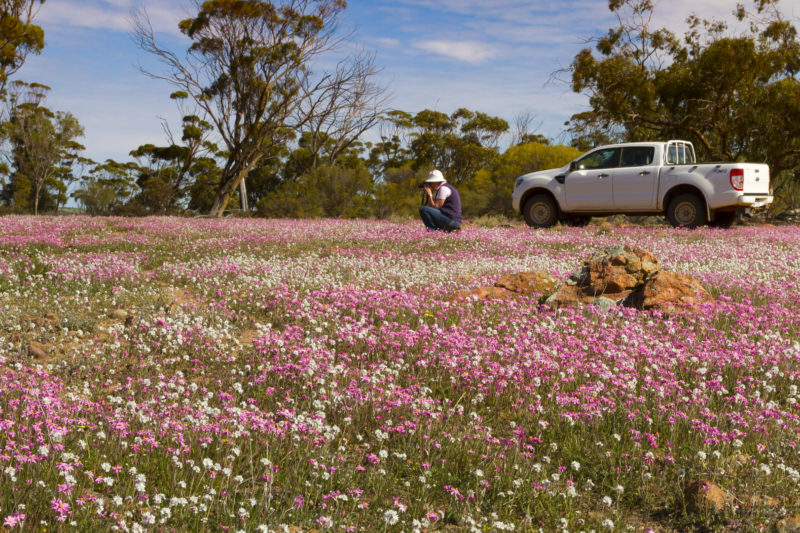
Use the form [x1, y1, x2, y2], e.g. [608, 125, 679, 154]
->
[523, 194, 558, 228]
[666, 193, 707, 228]
[709, 211, 736, 228]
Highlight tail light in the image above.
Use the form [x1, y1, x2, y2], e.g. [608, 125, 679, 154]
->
[730, 168, 744, 191]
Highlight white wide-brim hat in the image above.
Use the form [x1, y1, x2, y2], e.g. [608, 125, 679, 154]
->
[424, 169, 445, 183]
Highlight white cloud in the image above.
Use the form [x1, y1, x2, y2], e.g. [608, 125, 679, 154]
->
[32, 75, 182, 163]
[39, 2, 130, 31]
[38, 0, 184, 35]
[374, 37, 401, 49]
[414, 40, 496, 64]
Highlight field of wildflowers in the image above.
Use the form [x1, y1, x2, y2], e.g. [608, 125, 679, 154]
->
[1, 216, 799, 532]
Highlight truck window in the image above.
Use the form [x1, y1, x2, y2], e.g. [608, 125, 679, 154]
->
[576, 148, 620, 170]
[686, 144, 696, 164]
[666, 142, 696, 165]
[667, 145, 678, 164]
[620, 147, 655, 167]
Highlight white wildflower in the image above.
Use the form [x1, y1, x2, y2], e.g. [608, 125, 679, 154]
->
[384, 509, 399, 525]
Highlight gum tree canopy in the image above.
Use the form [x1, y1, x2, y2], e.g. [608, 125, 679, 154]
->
[0, 0, 45, 95]
[133, 0, 372, 217]
[3, 81, 84, 215]
[568, 0, 800, 179]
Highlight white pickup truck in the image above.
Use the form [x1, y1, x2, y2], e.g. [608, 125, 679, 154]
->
[511, 140, 772, 228]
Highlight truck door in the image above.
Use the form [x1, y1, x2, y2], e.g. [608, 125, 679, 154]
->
[613, 146, 658, 210]
[563, 148, 619, 210]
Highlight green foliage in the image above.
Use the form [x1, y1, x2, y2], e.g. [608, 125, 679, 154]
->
[1, 81, 84, 214]
[257, 160, 374, 219]
[771, 169, 800, 215]
[134, 0, 349, 216]
[368, 166, 423, 220]
[368, 108, 509, 187]
[72, 160, 138, 215]
[255, 179, 315, 219]
[282, 131, 369, 179]
[568, 0, 800, 205]
[409, 108, 508, 185]
[129, 112, 221, 213]
[71, 178, 117, 215]
[494, 142, 581, 180]
[136, 175, 175, 213]
[461, 142, 581, 217]
[242, 147, 287, 209]
[308, 161, 374, 218]
[188, 159, 225, 213]
[0, 0, 46, 94]
[247, 108, 569, 221]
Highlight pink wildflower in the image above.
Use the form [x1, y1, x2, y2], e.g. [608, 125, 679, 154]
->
[3, 513, 25, 527]
[293, 494, 305, 509]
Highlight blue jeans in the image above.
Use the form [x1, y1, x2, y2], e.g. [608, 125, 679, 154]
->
[419, 206, 460, 231]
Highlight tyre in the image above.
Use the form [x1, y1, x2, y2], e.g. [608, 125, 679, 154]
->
[666, 193, 707, 228]
[522, 194, 558, 228]
[709, 210, 736, 228]
[562, 216, 591, 227]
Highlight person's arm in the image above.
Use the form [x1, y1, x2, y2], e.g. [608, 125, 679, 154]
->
[423, 186, 445, 208]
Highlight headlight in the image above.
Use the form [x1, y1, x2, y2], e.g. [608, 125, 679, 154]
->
[515, 177, 524, 189]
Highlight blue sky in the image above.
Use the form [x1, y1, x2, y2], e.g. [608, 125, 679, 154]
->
[16, 0, 752, 164]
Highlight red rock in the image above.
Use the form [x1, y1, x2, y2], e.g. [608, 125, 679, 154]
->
[749, 495, 780, 508]
[454, 286, 514, 300]
[494, 270, 558, 295]
[461, 245, 713, 314]
[109, 309, 128, 320]
[631, 271, 713, 314]
[584, 246, 658, 293]
[685, 478, 728, 514]
[547, 245, 658, 308]
[778, 514, 800, 533]
[28, 342, 48, 359]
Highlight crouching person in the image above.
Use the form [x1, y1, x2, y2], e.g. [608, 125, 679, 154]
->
[419, 170, 462, 232]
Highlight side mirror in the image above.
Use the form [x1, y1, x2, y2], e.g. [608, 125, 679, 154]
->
[569, 161, 577, 171]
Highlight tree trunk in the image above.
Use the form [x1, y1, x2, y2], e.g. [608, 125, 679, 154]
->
[208, 156, 263, 217]
[34, 182, 41, 216]
[239, 178, 248, 212]
[209, 186, 234, 217]
[209, 170, 242, 217]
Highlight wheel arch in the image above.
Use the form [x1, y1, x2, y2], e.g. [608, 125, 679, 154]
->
[520, 187, 561, 216]
[662, 184, 710, 220]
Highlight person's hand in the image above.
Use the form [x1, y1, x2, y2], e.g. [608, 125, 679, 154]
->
[422, 184, 431, 194]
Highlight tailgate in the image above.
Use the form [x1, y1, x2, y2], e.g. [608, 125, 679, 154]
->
[741, 164, 770, 194]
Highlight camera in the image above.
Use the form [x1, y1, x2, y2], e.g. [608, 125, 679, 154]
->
[419, 184, 430, 205]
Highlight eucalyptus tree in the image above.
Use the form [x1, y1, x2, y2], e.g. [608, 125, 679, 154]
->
[130, 91, 222, 212]
[72, 160, 140, 215]
[2, 81, 84, 215]
[376, 108, 509, 185]
[133, 0, 382, 217]
[293, 50, 389, 173]
[567, 0, 800, 184]
[0, 0, 45, 95]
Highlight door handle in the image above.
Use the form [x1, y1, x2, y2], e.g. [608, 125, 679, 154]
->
[639, 171, 651, 176]
[598, 173, 609, 178]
